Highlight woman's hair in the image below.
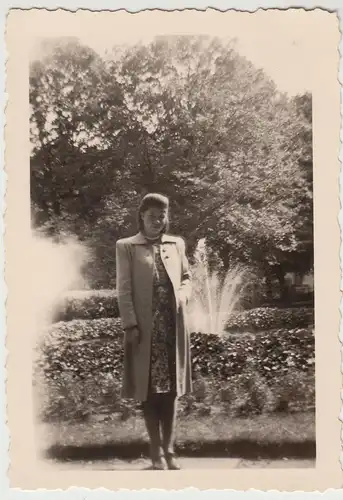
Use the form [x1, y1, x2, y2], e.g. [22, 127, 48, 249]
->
[137, 193, 170, 233]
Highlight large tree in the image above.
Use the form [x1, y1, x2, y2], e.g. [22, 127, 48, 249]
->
[30, 38, 129, 236]
[205, 92, 313, 293]
[30, 36, 313, 289]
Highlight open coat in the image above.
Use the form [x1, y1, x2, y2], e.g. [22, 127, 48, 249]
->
[116, 232, 193, 401]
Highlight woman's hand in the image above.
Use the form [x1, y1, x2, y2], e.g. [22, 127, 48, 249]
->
[125, 326, 140, 346]
[177, 289, 188, 309]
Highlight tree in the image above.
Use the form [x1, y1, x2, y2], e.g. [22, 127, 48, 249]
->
[30, 38, 129, 236]
[205, 92, 313, 299]
[30, 36, 313, 291]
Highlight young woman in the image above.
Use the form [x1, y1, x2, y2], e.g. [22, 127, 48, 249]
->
[116, 193, 193, 470]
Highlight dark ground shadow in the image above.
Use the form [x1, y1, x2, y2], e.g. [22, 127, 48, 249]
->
[45, 439, 316, 463]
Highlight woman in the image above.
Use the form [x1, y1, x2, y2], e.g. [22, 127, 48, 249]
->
[116, 193, 193, 470]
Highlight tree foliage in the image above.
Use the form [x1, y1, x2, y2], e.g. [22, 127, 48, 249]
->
[30, 36, 313, 289]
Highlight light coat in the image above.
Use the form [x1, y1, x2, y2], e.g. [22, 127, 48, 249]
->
[116, 232, 193, 401]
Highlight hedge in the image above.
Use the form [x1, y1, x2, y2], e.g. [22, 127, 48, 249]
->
[53, 290, 314, 332]
[225, 307, 314, 332]
[36, 318, 315, 381]
[34, 318, 315, 422]
[52, 290, 119, 322]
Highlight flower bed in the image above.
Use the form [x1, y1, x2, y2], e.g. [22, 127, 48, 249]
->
[34, 318, 315, 422]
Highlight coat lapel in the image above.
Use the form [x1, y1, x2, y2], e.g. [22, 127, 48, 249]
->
[160, 242, 180, 292]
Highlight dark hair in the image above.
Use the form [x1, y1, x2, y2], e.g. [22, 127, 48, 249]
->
[137, 193, 170, 233]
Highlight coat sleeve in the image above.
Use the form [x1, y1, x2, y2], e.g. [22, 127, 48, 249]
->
[116, 240, 138, 330]
[178, 238, 192, 303]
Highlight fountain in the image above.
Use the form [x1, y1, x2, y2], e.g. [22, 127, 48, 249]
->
[188, 238, 247, 336]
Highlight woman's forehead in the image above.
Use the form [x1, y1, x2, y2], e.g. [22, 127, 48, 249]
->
[145, 206, 168, 215]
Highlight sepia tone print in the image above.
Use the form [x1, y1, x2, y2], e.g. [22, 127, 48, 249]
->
[4, 8, 341, 491]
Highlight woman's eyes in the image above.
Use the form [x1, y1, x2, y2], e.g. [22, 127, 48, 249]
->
[148, 215, 165, 221]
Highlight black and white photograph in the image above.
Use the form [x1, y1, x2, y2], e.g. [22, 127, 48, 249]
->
[4, 6, 341, 492]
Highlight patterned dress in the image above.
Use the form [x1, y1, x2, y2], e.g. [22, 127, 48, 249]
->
[149, 242, 177, 394]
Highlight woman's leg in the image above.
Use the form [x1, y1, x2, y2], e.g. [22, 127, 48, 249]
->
[142, 394, 165, 469]
[159, 393, 180, 469]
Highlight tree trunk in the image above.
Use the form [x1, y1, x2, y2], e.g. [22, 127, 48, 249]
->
[264, 274, 273, 304]
[276, 265, 289, 304]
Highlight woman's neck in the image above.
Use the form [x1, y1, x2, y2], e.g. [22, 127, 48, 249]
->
[143, 231, 162, 242]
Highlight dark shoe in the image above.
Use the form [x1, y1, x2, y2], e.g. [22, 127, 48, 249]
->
[165, 453, 181, 470]
[151, 456, 167, 470]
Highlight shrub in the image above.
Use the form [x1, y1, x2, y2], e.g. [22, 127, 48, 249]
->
[219, 369, 276, 416]
[51, 292, 314, 335]
[34, 318, 315, 422]
[52, 290, 118, 322]
[36, 319, 315, 382]
[52, 290, 314, 334]
[191, 329, 314, 381]
[217, 367, 315, 417]
[34, 371, 141, 423]
[225, 307, 314, 332]
[36, 318, 124, 382]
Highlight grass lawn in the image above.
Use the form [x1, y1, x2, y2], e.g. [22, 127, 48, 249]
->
[41, 411, 315, 462]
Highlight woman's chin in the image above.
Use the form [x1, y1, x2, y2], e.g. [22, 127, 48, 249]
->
[149, 229, 163, 237]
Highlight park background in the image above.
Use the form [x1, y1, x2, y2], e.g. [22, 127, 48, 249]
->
[30, 32, 315, 466]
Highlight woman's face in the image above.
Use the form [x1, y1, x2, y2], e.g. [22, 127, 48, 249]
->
[141, 206, 168, 237]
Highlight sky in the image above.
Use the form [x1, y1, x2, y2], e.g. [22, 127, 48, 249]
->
[30, 9, 333, 97]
